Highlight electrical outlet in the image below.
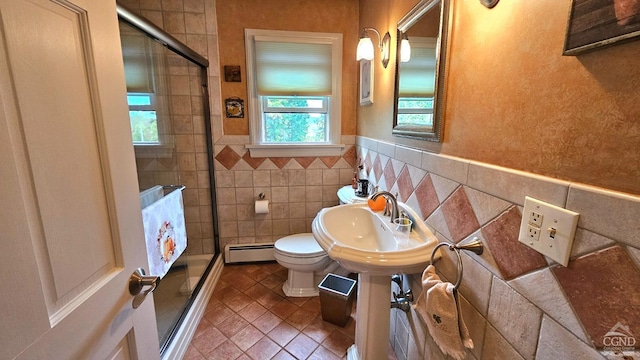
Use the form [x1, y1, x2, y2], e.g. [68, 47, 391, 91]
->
[529, 211, 543, 227]
[527, 224, 540, 241]
[518, 196, 579, 266]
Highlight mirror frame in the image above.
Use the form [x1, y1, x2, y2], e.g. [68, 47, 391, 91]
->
[392, 0, 451, 142]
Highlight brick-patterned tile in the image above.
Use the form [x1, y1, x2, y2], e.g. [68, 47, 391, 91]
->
[482, 206, 547, 280]
[553, 246, 640, 348]
[215, 145, 241, 170]
[441, 187, 481, 242]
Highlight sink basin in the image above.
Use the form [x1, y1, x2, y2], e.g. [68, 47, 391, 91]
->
[312, 202, 438, 275]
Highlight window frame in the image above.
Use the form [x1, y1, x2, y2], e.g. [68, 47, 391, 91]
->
[245, 29, 344, 158]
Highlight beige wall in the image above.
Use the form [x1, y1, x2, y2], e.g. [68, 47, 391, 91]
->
[358, 0, 640, 195]
[216, 0, 359, 136]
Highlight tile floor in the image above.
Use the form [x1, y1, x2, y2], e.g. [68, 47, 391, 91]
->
[183, 262, 398, 360]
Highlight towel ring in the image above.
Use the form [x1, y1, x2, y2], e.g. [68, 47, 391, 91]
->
[429, 238, 484, 290]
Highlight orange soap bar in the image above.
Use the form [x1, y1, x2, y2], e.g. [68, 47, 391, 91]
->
[368, 197, 386, 211]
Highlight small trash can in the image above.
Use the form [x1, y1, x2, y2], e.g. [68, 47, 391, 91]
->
[318, 273, 357, 327]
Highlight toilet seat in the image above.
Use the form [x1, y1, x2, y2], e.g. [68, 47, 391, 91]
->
[274, 233, 325, 258]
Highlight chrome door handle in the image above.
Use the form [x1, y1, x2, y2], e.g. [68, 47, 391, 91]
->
[129, 268, 159, 309]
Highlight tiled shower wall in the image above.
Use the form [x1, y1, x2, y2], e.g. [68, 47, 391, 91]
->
[355, 136, 640, 360]
[121, 0, 220, 256]
[213, 136, 357, 250]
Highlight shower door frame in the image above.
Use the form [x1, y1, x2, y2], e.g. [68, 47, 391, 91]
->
[116, 2, 220, 355]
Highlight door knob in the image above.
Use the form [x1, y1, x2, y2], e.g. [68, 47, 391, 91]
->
[129, 268, 159, 309]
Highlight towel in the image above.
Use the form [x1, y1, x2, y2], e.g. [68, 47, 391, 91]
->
[414, 265, 473, 360]
[142, 188, 187, 278]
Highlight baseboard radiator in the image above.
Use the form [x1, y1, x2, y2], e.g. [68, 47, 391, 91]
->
[224, 243, 275, 264]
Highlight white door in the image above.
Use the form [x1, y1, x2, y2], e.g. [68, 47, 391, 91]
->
[0, 0, 160, 359]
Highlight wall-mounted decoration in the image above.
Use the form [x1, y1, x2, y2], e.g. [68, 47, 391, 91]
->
[564, 0, 640, 55]
[225, 97, 244, 118]
[359, 59, 373, 106]
[224, 65, 241, 82]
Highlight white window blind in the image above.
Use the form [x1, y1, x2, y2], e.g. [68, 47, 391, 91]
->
[121, 35, 155, 93]
[399, 37, 437, 97]
[254, 40, 333, 96]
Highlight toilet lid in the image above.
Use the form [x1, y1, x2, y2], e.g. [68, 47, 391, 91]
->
[275, 233, 325, 257]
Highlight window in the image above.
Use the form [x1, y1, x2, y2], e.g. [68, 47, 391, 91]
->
[127, 93, 159, 144]
[245, 29, 343, 157]
[397, 37, 437, 129]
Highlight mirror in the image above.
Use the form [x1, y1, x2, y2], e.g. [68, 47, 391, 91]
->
[393, 0, 451, 142]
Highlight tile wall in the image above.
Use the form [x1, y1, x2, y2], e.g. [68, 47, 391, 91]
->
[356, 136, 640, 360]
[119, 0, 220, 256]
[213, 136, 357, 250]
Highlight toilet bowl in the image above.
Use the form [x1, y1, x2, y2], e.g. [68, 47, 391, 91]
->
[274, 233, 339, 297]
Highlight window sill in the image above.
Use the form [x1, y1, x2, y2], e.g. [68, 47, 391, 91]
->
[246, 143, 345, 158]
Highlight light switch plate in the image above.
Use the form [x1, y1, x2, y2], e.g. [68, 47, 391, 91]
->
[518, 196, 579, 266]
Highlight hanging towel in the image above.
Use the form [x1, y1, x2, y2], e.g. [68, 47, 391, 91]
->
[142, 188, 187, 278]
[414, 265, 473, 360]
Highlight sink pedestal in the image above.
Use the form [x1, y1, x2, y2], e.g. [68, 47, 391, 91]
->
[347, 273, 392, 360]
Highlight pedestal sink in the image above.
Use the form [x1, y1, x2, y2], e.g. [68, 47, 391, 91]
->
[312, 202, 438, 360]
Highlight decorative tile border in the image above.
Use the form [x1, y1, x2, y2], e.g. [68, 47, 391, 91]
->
[356, 135, 640, 359]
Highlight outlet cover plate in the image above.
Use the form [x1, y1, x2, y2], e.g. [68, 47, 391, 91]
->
[518, 196, 579, 266]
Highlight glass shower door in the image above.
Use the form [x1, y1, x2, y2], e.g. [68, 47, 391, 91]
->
[119, 19, 217, 349]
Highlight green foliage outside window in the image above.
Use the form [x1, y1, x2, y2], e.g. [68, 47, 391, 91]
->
[130, 110, 159, 143]
[264, 97, 327, 143]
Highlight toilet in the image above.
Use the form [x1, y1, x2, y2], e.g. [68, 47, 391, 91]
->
[274, 186, 364, 297]
[273, 233, 340, 297]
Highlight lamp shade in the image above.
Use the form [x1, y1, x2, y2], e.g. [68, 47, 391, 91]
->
[356, 36, 375, 61]
[400, 38, 411, 63]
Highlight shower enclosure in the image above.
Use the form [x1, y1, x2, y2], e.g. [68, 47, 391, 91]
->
[117, 5, 219, 353]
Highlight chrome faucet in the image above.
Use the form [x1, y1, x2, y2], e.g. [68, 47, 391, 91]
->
[371, 191, 399, 222]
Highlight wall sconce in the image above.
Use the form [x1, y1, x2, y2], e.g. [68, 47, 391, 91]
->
[400, 33, 411, 63]
[356, 27, 391, 68]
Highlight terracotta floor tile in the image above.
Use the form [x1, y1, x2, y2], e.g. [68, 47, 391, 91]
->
[244, 283, 272, 300]
[308, 345, 342, 360]
[203, 303, 234, 325]
[284, 333, 319, 360]
[183, 345, 206, 360]
[261, 274, 285, 290]
[205, 339, 243, 360]
[270, 299, 299, 319]
[303, 315, 337, 343]
[267, 322, 299, 347]
[285, 308, 316, 330]
[271, 350, 296, 360]
[185, 262, 396, 360]
[245, 336, 281, 360]
[238, 301, 268, 323]
[230, 324, 264, 351]
[256, 289, 285, 308]
[223, 292, 253, 312]
[253, 311, 283, 334]
[322, 329, 354, 357]
[190, 326, 227, 355]
[216, 313, 249, 338]
[299, 297, 321, 314]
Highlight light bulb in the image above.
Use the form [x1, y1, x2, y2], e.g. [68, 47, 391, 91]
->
[400, 38, 411, 62]
[356, 37, 375, 61]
